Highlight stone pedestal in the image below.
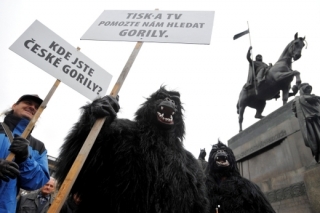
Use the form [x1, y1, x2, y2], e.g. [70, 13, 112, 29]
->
[304, 165, 320, 213]
[228, 100, 319, 213]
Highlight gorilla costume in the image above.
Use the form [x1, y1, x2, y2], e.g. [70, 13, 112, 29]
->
[205, 141, 275, 213]
[55, 86, 209, 213]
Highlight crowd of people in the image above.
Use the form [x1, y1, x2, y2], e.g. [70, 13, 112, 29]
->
[0, 45, 282, 213]
[0, 89, 284, 213]
[4, 82, 317, 213]
[6, 81, 317, 212]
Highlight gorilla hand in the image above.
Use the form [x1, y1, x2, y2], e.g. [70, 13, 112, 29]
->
[90, 95, 120, 119]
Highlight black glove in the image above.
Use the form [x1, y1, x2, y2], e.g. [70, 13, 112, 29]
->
[0, 159, 20, 182]
[91, 95, 120, 119]
[9, 136, 30, 163]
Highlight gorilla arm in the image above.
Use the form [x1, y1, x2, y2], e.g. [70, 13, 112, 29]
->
[239, 178, 275, 213]
[185, 150, 210, 213]
[54, 95, 120, 186]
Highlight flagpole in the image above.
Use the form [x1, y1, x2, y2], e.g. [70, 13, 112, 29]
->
[247, 21, 258, 95]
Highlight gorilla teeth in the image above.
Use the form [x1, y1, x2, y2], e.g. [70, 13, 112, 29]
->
[216, 160, 230, 167]
[157, 112, 173, 123]
[157, 104, 175, 124]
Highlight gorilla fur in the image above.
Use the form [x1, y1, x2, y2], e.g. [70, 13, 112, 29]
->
[205, 140, 275, 213]
[55, 86, 209, 213]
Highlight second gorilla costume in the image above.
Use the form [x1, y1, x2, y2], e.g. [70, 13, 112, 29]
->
[205, 140, 275, 213]
[55, 86, 209, 213]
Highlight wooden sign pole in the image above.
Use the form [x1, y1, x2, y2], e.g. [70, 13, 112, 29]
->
[48, 41, 143, 213]
[6, 79, 61, 161]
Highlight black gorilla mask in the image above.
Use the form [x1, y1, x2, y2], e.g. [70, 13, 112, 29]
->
[135, 86, 184, 133]
[156, 96, 179, 128]
[208, 140, 240, 176]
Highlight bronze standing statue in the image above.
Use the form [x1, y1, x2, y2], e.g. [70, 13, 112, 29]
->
[198, 148, 208, 171]
[292, 83, 320, 163]
[237, 32, 306, 132]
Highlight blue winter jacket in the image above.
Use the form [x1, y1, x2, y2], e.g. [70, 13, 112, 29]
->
[0, 114, 50, 213]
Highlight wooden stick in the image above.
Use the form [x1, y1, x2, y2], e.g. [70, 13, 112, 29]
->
[48, 41, 143, 213]
[6, 79, 61, 161]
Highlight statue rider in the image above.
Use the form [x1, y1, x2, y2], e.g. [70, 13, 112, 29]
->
[244, 46, 271, 90]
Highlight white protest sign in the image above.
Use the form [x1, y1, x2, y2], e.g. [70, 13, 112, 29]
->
[81, 10, 215, 45]
[9, 20, 112, 101]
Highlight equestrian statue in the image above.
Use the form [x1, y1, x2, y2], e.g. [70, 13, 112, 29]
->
[237, 32, 306, 132]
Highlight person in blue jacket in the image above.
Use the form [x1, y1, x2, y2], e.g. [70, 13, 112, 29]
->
[0, 94, 50, 213]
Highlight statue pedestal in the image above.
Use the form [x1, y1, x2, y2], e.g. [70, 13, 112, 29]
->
[304, 165, 320, 213]
[229, 100, 318, 213]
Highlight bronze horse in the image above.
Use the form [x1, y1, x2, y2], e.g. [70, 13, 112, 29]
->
[237, 33, 306, 132]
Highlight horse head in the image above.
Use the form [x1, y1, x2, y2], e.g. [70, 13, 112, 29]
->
[290, 33, 306, 61]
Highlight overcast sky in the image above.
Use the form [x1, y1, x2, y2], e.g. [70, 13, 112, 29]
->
[1, 0, 319, 160]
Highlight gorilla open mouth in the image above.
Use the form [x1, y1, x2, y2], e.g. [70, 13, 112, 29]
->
[215, 155, 230, 167]
[157, 105, 175, 125]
